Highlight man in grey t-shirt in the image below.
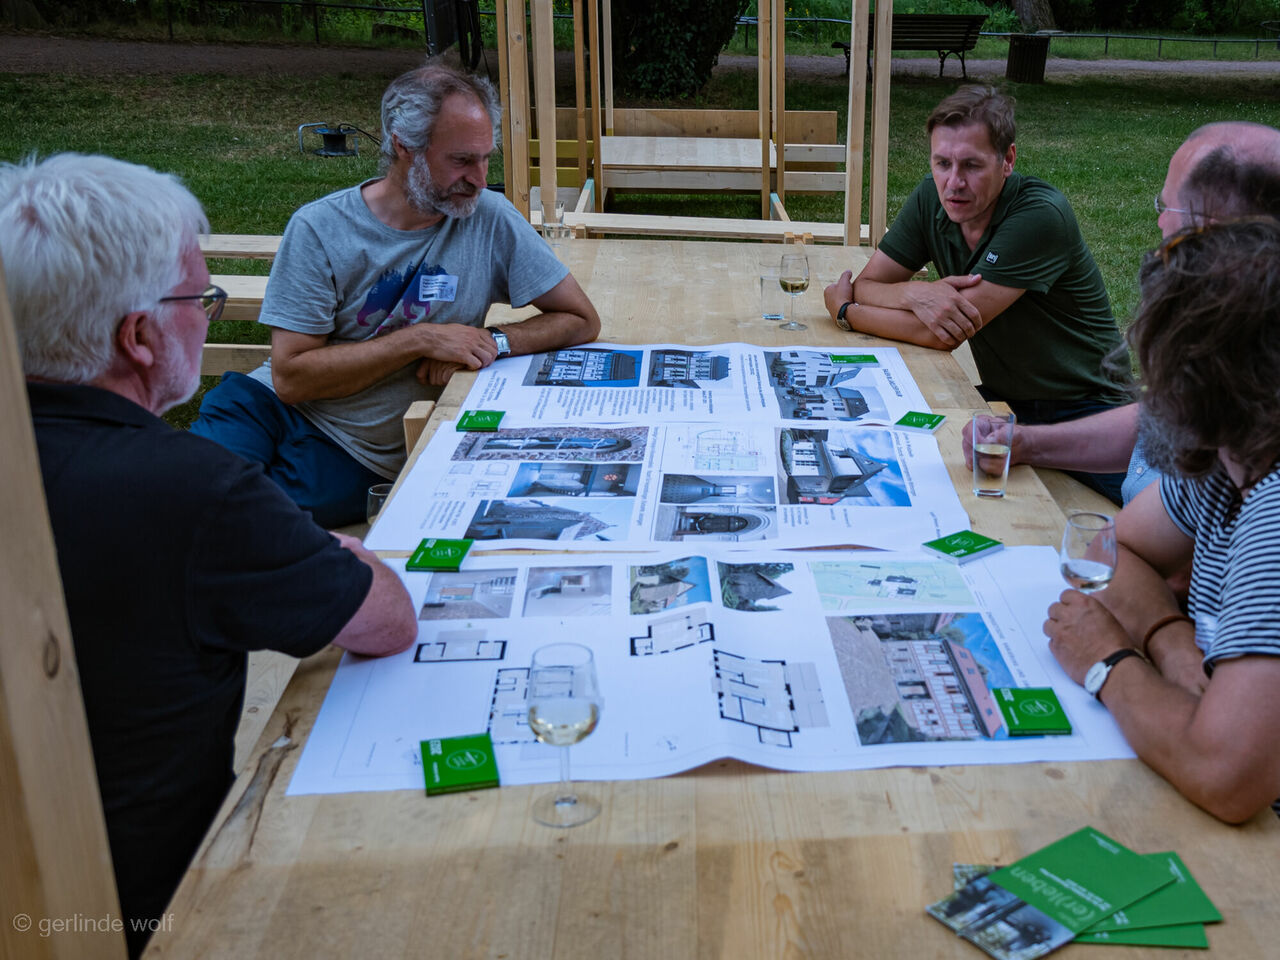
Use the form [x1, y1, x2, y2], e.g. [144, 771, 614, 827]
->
[192, 64, 600, 527]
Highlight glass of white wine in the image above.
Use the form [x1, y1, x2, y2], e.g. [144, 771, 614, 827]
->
[527, 642, 602, 828]
[1059, 511, 1118, 594]
[778, 251, 810, 331]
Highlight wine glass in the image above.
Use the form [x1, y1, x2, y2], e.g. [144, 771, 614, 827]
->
[527, 643, 602, 828]
[1059, 511, 1118, 594]
[778, 251, 810, 331]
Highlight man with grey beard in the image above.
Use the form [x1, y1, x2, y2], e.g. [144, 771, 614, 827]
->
[193, 64, 599, 527]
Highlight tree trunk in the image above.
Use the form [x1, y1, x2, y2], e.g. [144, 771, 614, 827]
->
[1011, 0, 1057, 31]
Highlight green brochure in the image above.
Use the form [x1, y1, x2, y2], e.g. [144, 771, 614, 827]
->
[922, 530, 1005, 564]
[994, 688, 1072, 737]
[421, 733, 500, 796]
[1075, 923, 1209, 948]
[930, 828, 1173, 960]
[406, 537, 474, 572]
[1084, 852, 1221, 933]
[456, 409, 505, 431]
[894, 411, 947, 434]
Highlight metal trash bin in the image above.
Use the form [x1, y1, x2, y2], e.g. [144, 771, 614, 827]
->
[1006, 34, 1050, 83]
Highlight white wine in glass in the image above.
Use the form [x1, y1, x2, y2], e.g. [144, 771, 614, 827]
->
[778, 252, 810, 331]
[527, 643, 602, 828]
[1059, 511, 1118, 594]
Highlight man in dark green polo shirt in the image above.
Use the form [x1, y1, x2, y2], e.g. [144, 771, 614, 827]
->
[823, 84, 1128, 501]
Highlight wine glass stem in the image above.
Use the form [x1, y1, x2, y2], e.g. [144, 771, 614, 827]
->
[557, 746, 575, 803]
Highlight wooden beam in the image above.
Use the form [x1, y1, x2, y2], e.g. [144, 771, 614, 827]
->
[587, 0, 603, 210]
[571, 0, 588, 186]
[772, 0, 786, 208]
[843, 0, 870, 245]
[0, 256, 127, 960]
[402, 400, 438, 456]
[602, 0, 614, 134]
[562, 211, 866, 243]
[198, 234, 280, 259]
[494, 0, 513, 197]
[505, 0, 532, 219]
[869, 0, 893, 245]
[200, 343, 271, 376]
[531, 0, 558, 224]
[756, 0, 771, 218]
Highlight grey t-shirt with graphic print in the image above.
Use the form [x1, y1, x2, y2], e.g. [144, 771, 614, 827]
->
[249, 182, 568, 478]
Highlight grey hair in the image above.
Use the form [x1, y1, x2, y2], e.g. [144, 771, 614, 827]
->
[0, 153, 208, 384]
[379, 63, 502, 172]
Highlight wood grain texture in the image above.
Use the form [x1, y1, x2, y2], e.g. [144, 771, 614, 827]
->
[150, 238, 1280, 960]
[0, 257, 126, 958]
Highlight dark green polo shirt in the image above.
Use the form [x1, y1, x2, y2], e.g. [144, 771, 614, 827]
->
[878, 172, 1129, 405]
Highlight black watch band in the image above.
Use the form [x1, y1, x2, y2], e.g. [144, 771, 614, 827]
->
[836, 300, 856, 331]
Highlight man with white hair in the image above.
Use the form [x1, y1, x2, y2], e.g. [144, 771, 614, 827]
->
[3, 153, 417, 958]
[192, 63, 600, 527]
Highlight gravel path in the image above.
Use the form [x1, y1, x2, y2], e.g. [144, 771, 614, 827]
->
[2, 32, 1278, 81]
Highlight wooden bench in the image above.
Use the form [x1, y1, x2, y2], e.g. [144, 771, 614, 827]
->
[833, 13, 987, 79]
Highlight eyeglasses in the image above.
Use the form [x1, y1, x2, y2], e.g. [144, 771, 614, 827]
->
[1147, 214, 1280, 267]
[159, 284, 227, 323]
[1153, 194, 1192, 218]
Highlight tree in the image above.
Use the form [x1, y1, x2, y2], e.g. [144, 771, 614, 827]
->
[1012, 0, 1058, 30]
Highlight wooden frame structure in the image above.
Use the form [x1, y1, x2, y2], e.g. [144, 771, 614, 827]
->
[493, 0, 893, 245]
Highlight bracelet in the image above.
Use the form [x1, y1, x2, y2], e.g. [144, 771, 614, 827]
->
[1140, 614, 1193, 658]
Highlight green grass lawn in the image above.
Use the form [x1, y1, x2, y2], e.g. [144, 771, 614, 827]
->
[1, 67, 1277, 426]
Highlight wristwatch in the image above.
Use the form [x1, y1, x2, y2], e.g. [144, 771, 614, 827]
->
[835, 300, 857, 332]
[490, 329, 511, 358]
[1083, 648, 1145, 701]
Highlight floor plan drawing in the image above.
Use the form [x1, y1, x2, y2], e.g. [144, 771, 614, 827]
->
[810, 559, 973, 610]
[489, 667, 534, 745]
[414, 631, 508, 663]
[690, 428, 766, 472]
[711, 649, 829, 747]
[630, 611, 715, 656]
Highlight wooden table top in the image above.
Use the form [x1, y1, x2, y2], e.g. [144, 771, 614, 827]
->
[148, 239, 1280, 960]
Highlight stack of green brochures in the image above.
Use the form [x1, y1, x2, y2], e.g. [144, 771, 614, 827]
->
[930, 830, 1221, 957]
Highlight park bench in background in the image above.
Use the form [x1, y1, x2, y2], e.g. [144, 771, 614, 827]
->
[833, 13, 987, 79]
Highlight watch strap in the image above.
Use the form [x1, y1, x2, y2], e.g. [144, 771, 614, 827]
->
[1088, 648, 1145, 700]
[836, 300, 856, 331]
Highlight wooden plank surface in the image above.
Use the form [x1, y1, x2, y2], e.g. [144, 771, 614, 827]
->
[150, 238, 1280, 960]
[602, 136, 778, 172]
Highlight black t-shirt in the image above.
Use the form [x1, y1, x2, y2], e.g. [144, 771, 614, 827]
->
[29, 383, 373, 955]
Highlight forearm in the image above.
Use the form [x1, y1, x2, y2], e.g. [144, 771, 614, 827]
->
[852, 275, 915, 311]
[495, 307, 599, 356]
[840, 301, 954, 350]
[1017, 405, 1139, 472]
[330, 536, 417, 656]
[1098, 659, 1272, 823]
[272, 327, 430, 403]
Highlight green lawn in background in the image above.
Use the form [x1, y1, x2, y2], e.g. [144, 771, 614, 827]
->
[1, 68, 1277, 427]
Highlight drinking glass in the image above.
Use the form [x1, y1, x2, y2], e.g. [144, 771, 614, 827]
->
[970, 411, 1015, 498]
[1059, 511, 1118, 594]
[527, 643, 602, 828]
[366, 482, 394, 524]
[778, 252, 810, 331]
[542, 200, 568, 257]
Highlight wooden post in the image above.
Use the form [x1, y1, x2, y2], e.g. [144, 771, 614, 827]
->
[772, 0, 786, 208]
[494, 0, 513, 199]
[531, 0, 558, 221]
[572, 0, 588, 187]
[756, 0, 771, 219]
[587, 0, 603, 209]
[842, 0, 870, 245]
[602, 0, 614, 134]
[869, 0, 893, 245]
[505, 0, 532, 219]
[0, 258, 127, 960]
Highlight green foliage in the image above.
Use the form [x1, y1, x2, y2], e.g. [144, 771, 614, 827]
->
[611, 0, 750, 98]
[1046, 0, 1280, 33]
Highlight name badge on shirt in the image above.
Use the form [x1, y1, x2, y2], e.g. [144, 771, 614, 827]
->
[419, 273, 459, 302]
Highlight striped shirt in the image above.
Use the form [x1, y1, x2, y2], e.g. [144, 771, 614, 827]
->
[1161, 463, 1280, 671]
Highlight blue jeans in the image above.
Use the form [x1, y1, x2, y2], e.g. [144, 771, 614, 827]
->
[977, 389, 1127, 507]
[190, 372, 385, 528]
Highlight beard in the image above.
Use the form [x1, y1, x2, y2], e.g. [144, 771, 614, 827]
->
[1136, 404, 1193, 477]
[150, 322, 201, 415]
[405, 152, 481, 219]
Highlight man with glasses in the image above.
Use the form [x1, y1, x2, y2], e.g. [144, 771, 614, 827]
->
[191, 64, 600, 527]
[963, 122, 1280, 508]
[824, 85, 1130, 502]
[2, 153, 417, 958]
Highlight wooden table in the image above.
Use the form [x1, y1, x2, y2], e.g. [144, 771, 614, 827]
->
[148, 240, 1280, 960]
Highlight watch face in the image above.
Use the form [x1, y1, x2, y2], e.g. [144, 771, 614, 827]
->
[835, 314, 851, 332]
[1084, 660, 1108, 696]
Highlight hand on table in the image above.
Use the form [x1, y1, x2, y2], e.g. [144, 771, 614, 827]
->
[903, 274, 982, 346]
[417, 358, 466, 387]
[413, 322, 498, 370]
[824, 270, 856, 322]
[962, 419, 1029, 470]
[1043, 589, 1135, 686]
